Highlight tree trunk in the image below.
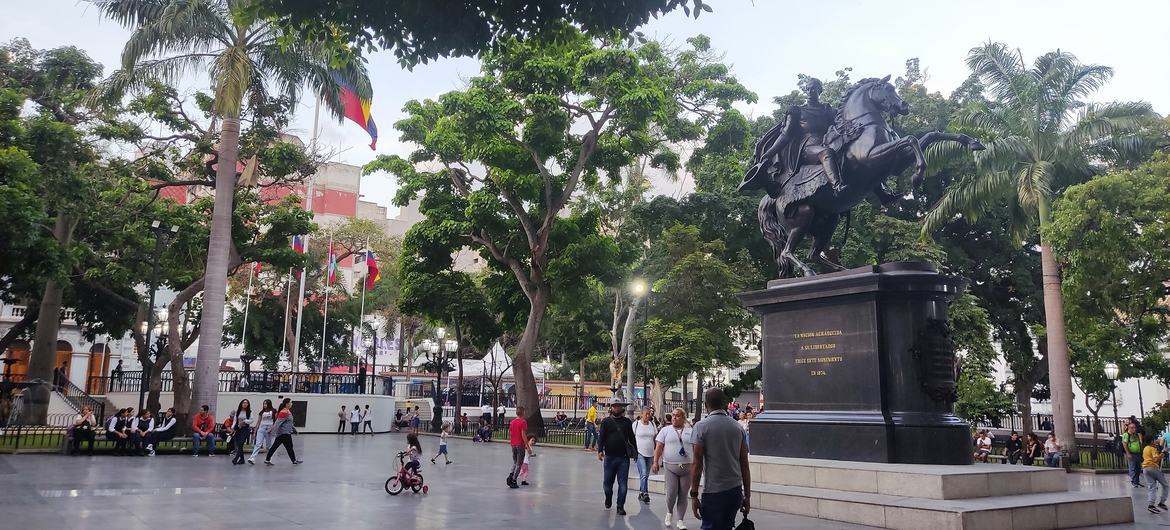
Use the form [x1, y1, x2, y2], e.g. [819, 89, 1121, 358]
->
[514, 286, 549, 435]
[621, 298, 639, 404]
[693, 375, 704, 423]
[1016, 384, 1034, 435]
[168, 277, 203, 427]
[1037, 197, 1076, 455]
[191, 117, 240, 419]
[24, 212, 75, 425]
[651, 377, 665, 422]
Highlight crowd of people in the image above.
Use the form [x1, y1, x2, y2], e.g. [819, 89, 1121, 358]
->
[68, 398, 303, 466]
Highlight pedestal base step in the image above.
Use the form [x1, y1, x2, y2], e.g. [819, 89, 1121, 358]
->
[749, 456, 1070, 499]
[638, 476, 1132, 530]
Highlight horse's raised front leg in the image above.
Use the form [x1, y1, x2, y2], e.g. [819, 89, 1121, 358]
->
[867, 136, 926, 185]
[917, 131, 986, 152]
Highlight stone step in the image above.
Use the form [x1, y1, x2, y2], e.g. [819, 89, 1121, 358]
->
[749, 455, 1069, 499]
[639, 475, 1132, 530]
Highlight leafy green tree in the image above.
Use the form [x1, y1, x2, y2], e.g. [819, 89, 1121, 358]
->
[249, 0, 710, 66]
[369, 28, 748, 428]
[95, 0, 371, 418]
[639, 225, 751, 408]
[922, 43, 1156, 450]
[1049, 153, 1170, 434]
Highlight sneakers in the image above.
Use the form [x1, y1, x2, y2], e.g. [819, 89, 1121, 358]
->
[640, 492, 651, 503]
[264, 461, 274, 466]
[1149, 505, 1160, 514]
[248, 459, 254, 465]
[446, 461, 452, 465]
[293, 460, 303, 465]
[665, 514, 673, 527]
[431, 458, 436, 464]
[676, 521, 687, 530]
[1160, 503, 1168, 510]
[508, 482, 519, 489]
[616, 506, 627, 516]
[192, 454, 198, 458]
[604, 497, 612, 510]
[521, 481, 529, 486]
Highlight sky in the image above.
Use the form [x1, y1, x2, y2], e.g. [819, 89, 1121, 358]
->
[6, 0, 1169, 217]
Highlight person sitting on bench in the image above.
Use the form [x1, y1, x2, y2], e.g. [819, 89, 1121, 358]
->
[191, 405, 217, 457]
[128, 409, 154, 456]
[71, 406, 97, 455]
[105, 408, 130, 455]
[144, 408, 178, 456]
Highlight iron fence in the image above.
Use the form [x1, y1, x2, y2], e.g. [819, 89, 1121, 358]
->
[90, 370, 390, 396]
[976, 413, 1122, 436]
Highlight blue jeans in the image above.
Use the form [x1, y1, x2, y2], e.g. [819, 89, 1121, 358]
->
[636, 455, 652, 494]
[192, 432, 216, 455]
[602, 456, 630, 507]
[1045, 452, 1060, 468]
[585, 423, 597, 449]
[700, 487, 744, 530]
[1128, 454, 1143, 484]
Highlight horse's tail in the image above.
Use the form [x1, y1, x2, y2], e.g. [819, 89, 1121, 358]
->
[840, 210, 852, 249]
[758, 195, 786, 257]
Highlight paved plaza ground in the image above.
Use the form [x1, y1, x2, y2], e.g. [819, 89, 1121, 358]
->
[0, 432, 1166, 529]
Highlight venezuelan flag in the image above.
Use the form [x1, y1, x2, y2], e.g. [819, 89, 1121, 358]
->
[332, 73, 378, 150]
[365, 250, 380, 290]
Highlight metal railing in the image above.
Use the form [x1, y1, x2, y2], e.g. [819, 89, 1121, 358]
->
[976, 413, 1121, 436]
[56, 377, 105, 420]
[91, 370, 390, 396]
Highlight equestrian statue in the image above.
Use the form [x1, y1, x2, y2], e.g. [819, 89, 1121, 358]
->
[739, 75, 985, 278]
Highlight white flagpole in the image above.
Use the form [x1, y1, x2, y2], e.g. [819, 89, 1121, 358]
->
[241, 263, 256, 355]
[281, 268, 293, 356]
[291, 99, 322, 373]
[319, 234, 333, 376]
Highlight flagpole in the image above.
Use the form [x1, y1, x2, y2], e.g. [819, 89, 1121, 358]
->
[319, 234, 333, 387]
[356, 238, 370, 382]
[281, 268, 293, 357]
[241, 263, 256, 355]
[291, 99, 322, 374]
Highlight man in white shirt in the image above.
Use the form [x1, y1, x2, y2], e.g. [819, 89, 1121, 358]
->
[974, 430, 994, 462]
[362, 404, 373, 435]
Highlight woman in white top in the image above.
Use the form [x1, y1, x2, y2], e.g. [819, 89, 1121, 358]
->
[632, 407, 658, 505]
[248, 399, 275, 465]
[350, 404, 362, 436]
[652, 407, 695, 530]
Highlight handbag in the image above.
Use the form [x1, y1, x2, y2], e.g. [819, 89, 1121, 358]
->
[735, 516, 755, 530]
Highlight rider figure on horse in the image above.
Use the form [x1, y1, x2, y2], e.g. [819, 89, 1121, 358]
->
[750, 78, 846, 196]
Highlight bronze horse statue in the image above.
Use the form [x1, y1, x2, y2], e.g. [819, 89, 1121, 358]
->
[741, 76, 984, 278]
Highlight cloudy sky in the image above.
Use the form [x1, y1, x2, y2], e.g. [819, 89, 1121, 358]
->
[7, 0, 1169, 215]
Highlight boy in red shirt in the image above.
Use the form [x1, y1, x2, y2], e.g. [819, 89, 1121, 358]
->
[506, 406, 534, 489]
[191, 404, 216, 457]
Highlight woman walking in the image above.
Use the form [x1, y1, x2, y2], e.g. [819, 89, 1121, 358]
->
[265, 398, 303, 466]
[230, 399, 253, 465]
[652, 408, 694, 530]
[248, 399, 275, 464]
[1143, 435, 1169, 513]
[633, 407, 658, 504]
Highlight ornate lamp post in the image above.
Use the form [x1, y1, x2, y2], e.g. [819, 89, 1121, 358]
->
[1104, 362, 1120, 434]
[626, 279, 647, 404]
[362, 335, 373, 394]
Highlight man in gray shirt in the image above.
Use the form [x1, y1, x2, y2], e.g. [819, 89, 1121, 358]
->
[690, 388, 751, 530]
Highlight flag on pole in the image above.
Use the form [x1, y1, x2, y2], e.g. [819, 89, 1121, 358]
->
[253, 261, 263, 274]
[292, 235, 305, 253]
[327, 241, 338, 285]
[331, 73, 378, 150]
[365, 250, 380, 290]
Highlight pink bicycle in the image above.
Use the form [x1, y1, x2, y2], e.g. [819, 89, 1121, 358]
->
[385, 451, 428, 495]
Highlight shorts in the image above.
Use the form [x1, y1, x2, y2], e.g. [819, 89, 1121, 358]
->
[438, 445, 448, 455]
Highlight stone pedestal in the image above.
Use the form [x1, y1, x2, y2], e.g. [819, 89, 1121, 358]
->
[739, 262, 971, 465]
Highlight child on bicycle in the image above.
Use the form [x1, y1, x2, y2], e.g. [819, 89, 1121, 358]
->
[404, 433, 423, 481]
[431, 422, 452, 464]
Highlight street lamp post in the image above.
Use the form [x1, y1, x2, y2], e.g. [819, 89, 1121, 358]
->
[362, 336, 373, 395]
[627, 279, 647, 405]
[429, 338, 442, 432]
[572, 373, 581, 421]
[140, 220, 179, 411]
[1104, 362, 1120, 434]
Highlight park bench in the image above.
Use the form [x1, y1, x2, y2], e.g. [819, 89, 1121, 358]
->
[62, 423, 235, 455]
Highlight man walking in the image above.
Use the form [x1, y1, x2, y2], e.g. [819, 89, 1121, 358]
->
[1124, 422, 1145, 487]
[584, 398, 599, 451]
[337, 405, 347, 434]
[506, 405, 532, 489]
[362, 404, 374, 434]
[597, 400, 635, 515]
[690, 388, 751, 530]
[110, 360, 123, 391]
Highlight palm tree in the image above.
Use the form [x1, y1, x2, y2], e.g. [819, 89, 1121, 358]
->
[94, 0, 369, 419]
[923, 42, 1153, 453]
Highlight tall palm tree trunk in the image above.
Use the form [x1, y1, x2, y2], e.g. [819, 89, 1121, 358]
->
[190, 117, 240, 418]
[1038, 197, 1076, 455]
